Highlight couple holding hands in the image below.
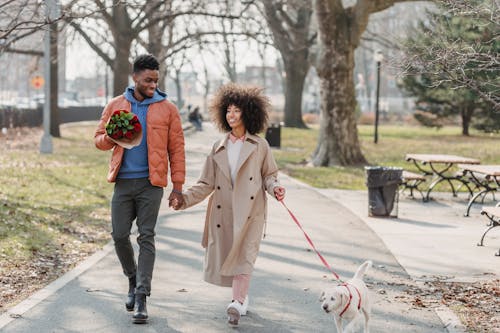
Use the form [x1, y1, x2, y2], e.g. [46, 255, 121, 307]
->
[94, 54, 285, 326]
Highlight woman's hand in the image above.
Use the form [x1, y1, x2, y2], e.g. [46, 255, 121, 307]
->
[169, 191, 184, 210]
[274, 186, 285, 201]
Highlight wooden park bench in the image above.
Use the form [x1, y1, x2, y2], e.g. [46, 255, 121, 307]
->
[400, 170, 427, 200]
[479, 205, 500, 256]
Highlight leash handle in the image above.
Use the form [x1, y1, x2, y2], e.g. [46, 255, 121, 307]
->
[279, 200, 340, 281]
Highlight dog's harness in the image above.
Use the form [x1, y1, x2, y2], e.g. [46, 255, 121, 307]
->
[339, 283, 362, 317]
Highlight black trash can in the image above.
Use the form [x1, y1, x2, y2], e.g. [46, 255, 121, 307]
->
[365, 166, 403, 217]
[265, 123, 281, 148]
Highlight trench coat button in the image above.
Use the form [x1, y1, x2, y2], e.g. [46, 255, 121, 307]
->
[250, 196, 254, 200]
[249, 177, 253, 181]
[217, 186, 221, 190]
[217, 205, 221, 209]
[217, 224, 221, 228]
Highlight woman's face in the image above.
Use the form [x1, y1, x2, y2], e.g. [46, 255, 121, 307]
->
[226, 104, 245, 132]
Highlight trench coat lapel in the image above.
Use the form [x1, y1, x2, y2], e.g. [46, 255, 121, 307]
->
[234, 133, 257, 177]
[212, 136, 231, 183]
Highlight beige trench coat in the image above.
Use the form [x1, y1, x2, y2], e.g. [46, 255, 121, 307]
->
[182, 132, 280, 287]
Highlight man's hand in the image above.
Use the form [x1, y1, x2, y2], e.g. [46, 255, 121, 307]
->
[168, 191, 184, 210]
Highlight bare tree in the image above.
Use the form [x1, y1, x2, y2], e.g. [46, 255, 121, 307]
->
[0, 0, 64, 136]
[1, 0, 48, 51]
[65, 0, 245, 96]
[399, 0, 500, 111]
[312, 0, 417, 166]
[166, 50, 191, 109]
[260, 0, 315, 128]
[193, 0, 270, 84]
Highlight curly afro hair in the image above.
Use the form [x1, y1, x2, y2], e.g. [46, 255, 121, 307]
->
[209, 83, 270, 135]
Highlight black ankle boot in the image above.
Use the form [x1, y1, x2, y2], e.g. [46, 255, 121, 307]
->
[133, 293, 148, 324]
[125, 276, 136, 312]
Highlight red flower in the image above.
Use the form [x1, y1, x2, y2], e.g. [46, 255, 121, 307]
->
[112, 132, 122, 139]
[105, 110, 142, 148]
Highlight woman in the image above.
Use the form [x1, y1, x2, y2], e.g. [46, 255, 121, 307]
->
[173, 83, 285, 326]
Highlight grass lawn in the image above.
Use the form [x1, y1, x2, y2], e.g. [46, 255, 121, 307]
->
[274, 124, 500, 190]
[0, 124, 113, 310]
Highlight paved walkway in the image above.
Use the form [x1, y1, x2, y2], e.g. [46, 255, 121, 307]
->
[1, 123, 497, 332]
[318, 189, 499, 282]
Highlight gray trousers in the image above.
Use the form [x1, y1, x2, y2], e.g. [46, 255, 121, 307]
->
[111, 178, 164, 296]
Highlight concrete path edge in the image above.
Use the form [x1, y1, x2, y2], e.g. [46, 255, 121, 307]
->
[0, 242, 114, 330]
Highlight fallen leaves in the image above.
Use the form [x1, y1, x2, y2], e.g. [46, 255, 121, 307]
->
[402, 278, 500, 333]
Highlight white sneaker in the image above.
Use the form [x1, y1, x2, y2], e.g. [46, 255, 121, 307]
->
[241, 295, 249, 316]
[227, 301, 242, 326]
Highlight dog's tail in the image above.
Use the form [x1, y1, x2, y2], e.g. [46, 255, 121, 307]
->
[353, 260, 372, 280]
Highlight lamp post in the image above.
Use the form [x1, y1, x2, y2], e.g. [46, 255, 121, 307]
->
[40, 0, 58, 154]
[373, 50, 383, 144]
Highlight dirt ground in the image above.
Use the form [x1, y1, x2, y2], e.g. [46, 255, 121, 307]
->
[0, 126, 498, 333]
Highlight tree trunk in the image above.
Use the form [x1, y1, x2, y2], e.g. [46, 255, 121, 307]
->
[49, 20, 60, 137]
[147, 42, 167, 91]
[283, 58, 308, 128]
[312, 0, 371, 166]
[174, 70, 184, 110]
[312, 0, 413, 166]
[111, 3, 133, 97]
[202, 65, 210, 114]
[113, 39, 132, 96]
[261, 1, 313, 129]
[461, 106, 473, 136]
[147, 2, 167, 91]
[313, 48, 367, 166]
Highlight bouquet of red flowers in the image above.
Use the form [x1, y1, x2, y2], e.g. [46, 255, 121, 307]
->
[105, 110, 142, 149]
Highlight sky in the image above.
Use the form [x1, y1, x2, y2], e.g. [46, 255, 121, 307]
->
[65, 36, 279, 81]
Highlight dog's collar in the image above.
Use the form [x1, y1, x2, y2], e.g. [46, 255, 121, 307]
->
[339, 283, 361, 317]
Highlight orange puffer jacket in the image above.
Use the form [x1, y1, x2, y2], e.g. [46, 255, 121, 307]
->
[94, 95, 185, 189]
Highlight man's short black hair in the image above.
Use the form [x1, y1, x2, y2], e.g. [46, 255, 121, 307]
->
[133, 54, 159, 73]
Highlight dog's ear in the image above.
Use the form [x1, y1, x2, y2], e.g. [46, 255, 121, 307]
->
[319, 291, 325, 302]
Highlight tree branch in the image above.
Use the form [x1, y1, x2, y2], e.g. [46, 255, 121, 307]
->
[68, 20, 113, 66]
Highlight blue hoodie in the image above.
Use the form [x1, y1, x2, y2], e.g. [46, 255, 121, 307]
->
[117, 86, 167, 180]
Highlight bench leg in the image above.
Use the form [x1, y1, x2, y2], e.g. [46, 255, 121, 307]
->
[477, 214, 499, 247]
[465, 189, 490, 217]
[400, 180, 425, 201]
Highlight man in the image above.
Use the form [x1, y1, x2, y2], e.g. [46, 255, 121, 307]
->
[94, 54, 185, 324]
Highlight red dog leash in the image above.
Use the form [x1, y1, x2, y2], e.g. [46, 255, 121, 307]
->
[279, 200, 363, 317]
[279, 200, 341, 281]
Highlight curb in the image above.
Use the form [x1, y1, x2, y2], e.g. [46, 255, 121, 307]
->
[0, 242, 114, 330]
[434, 304, 467, 333]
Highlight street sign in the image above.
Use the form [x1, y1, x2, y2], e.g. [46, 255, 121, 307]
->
[31, 75, 44, 89]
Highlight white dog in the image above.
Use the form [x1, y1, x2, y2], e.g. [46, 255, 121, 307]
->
[319, 260, 372, 333]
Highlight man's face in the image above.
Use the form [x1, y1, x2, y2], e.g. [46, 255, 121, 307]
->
[133, 69, 159, 100]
